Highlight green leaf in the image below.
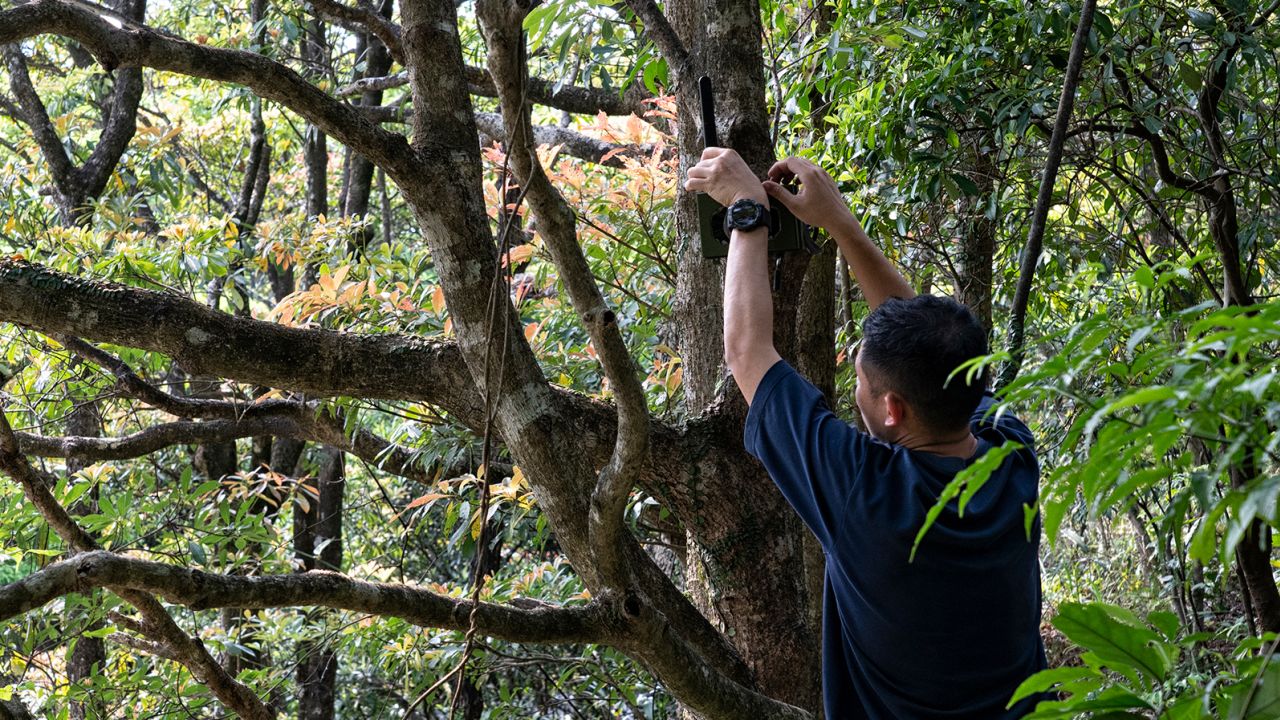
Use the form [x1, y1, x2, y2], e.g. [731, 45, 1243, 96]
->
[1228, 657, 1280, 720]
[1008, 666, 1097, 705]
[188, 541, 207, 565]
[1147, 610, 1180, 640]
[62, 480, 93, 508]
[1188, 9, 1217, 28]
[1051, 602, 1171, 684]
[1134, 265, 1155, 290]
[909, 442, 1024, 561]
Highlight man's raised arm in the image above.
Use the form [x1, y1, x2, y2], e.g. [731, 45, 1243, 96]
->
[685, 148, 781, 403]
[764, 157, 915, 310]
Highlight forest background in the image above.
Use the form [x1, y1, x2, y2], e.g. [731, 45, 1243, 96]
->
[0, 0, 1278, 717]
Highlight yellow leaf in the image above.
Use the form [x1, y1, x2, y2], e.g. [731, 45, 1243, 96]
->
[253, 389, 284, 405]
[666, 366, 683, 394]
[3, 216, 15, 234]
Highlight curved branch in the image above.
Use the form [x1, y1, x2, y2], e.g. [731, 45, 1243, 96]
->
[622, 0, 689, 76]
[478, 0, 649, 593]
[0, 551, 623, 644]
[308, 0, 404, 64]
[474, 111, 671, 169]
[3, 46, 75, 188]
[0, 0, 422, 181]
[13, 413, 444, 487]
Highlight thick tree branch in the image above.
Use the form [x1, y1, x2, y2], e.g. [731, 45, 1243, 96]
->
[478, 0, 649, 594]
[338, 67, 650, 118]
[308, 0, 404, 64]
[623, 0, 689, 76]
[0, 551, 624, 644]
[0, 258, 482, 419]
[0, 0, 422, 182]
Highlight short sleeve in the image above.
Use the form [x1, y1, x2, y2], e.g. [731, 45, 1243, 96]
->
[972, 394, 1037, 453]
[744, 360, 871, 546]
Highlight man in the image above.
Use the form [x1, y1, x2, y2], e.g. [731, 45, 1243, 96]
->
[685, 149, 1046, 719]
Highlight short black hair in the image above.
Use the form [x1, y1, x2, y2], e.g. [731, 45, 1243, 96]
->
[859, 295, 989, 432]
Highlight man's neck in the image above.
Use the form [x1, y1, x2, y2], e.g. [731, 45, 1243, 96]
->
[896, 430, 979, 459]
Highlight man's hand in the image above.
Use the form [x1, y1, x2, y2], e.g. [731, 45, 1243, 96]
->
[765, 156, 915, 309]
[684, 147, 768, 207]
[762, 157, 857, 234]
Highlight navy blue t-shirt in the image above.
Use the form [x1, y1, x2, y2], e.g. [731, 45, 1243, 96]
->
[744, 360, 1046, 719]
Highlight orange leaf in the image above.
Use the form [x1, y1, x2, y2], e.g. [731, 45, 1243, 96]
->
[404, 492, 447, 511]
[507, 244, 535, 266]
[431, 286, 446, 314]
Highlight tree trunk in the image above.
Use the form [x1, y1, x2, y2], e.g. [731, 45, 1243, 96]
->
[956, 133, 997, 335]
[65, 399, 105, 720]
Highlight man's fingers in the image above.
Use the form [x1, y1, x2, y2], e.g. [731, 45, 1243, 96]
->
[700, 146, 731, 161]
[767, 158, 797, 182]
[763, 180, 798, 208]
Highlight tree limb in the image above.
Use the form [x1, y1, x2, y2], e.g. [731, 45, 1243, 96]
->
[0, 551, 624, 644]
[0, 0, 423, 182]
[307, 0, 404, 64]
[478, 0, 649, 594]
[0, 258, 482, 419]
[338, 67, 650, 118]
[999, 0, 1096, 389]
[622, 0, 689, 76]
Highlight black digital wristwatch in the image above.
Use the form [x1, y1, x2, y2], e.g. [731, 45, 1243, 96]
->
[722, 198, 770, 237]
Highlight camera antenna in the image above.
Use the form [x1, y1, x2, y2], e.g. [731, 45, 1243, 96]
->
[699, 76, 718, 148]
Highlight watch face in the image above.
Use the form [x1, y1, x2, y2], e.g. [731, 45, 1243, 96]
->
[728, 200, 764, 228]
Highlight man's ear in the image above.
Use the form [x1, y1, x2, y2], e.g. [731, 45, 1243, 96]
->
[883, 391, 909, 428]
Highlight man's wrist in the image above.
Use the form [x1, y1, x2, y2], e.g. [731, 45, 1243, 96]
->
[730, 190, 768, 206]
[731, 226, 769, 241]
[828, 213, 867, 245]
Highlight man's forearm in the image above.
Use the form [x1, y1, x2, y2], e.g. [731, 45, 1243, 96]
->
[723, 227, 781, 403]
[827, 215, 916, 310]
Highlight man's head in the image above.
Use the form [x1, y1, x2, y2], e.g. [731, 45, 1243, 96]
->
[854, 295, 989, 443]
